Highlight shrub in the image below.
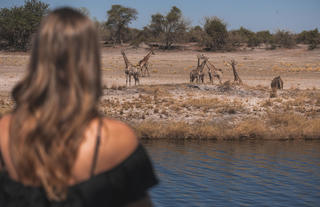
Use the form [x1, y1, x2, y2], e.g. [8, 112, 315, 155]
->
[188, 26, 204, 43]
[106, 4, 138, 44]
[231, 27, 259, 47]
[296, 29, 319, 50]
[203, 17, 228, 51]
[147, 6, 188, 49]
[0, 0, 49, 50]
[273, 30, 296, 48]
[256, 30, 272, 44]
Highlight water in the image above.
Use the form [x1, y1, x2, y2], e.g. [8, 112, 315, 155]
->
[143, 140, 320, 207]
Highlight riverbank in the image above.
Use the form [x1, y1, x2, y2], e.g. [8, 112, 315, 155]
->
[105, 83, 320, 140]
[1, 83, 319, 140]
[1, 47, 320, 140]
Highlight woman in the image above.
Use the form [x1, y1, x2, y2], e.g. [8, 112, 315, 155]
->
[0, 8, 158, 206]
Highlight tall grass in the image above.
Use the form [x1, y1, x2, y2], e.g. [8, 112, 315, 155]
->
[133, 113, 320, 140]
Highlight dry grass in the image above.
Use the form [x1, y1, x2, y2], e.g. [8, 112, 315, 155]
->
[272, 62, 320, 73]
[134, 113, 320, 140]
[1, 80, 319, 140]
[134, 121, 222, 140]
[0, 56, 28, 66]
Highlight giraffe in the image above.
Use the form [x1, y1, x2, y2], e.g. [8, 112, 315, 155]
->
[121, 50, 139, 86]
[137, 48, 155, 77]
[190, 54, 208, 84]
[190, 54, 202, 83]
[229, 59, 242, 85]
[198, 57, 208, 84]
[206, 61, 223, 84]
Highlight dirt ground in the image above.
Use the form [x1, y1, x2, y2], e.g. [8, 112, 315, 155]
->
[1, 46, 320, 94]
[1, 46, 320, 139]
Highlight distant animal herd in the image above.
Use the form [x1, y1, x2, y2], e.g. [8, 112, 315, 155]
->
[120, 48, 283, 97]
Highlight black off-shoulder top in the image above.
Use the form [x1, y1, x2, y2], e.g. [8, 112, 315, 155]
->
[0, 134, 158, 207]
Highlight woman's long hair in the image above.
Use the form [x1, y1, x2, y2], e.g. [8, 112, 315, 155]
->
[10, 8, 102, 201]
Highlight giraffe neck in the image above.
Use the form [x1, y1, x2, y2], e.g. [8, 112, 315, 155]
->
[139, 51, 152, 65]
[145, 51, 152, 61]
[231, 64, 236, 72]
[121, 52, 131, 68]
[199, 60, 207, 72]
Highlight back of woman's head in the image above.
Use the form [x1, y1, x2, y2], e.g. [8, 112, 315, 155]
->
[10, 7, 102, 201]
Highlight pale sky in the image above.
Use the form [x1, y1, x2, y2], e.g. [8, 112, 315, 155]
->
[1, 0, 319, 33]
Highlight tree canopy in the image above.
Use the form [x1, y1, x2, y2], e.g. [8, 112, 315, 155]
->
[0, 1, 317, 51]
[106, 4, 137, 44]
[0, 0, 49, 50]
[203, 17, 228, 50]
[148, 6, 188, 49]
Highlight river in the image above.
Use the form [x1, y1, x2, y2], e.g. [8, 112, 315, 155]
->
[143, 140, 320, 207]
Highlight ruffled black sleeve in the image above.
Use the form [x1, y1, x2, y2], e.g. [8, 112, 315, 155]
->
[0, 143, 158, 207]
[76, 143, 159, 206]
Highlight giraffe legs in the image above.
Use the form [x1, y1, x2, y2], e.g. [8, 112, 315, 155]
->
[134, 73, 139, 85]
[126, 72, 129, 86]
[145, 64, 150, 77]
[145, 66, 150, 77]
[208, 72, 213, 84]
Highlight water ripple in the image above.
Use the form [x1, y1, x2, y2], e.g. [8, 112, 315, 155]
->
[143, 140, 320, 207]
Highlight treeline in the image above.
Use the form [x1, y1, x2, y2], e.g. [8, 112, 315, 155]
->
[0, 0, 49, 50]
[1, 0, 319, 51]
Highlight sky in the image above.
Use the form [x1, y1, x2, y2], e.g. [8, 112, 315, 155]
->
[1, 0, 319, 33]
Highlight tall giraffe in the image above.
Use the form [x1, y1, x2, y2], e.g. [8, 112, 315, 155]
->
[121, 50, 139, 86]
[138, 49, 155, 77]
[190, 55, 202, 83]
[206, 61, 223, 84]
[198, 56, 208, 83]
[229, 59, 242, 85]
[190, 54, 208, 84]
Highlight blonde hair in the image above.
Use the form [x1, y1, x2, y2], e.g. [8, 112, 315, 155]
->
[10, 7, 101, 201]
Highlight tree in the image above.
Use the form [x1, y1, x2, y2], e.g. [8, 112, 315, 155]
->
[203, 17, 228, 51]
[273, 30, 296, 48]
[296, 29, 319, 50]
[228, 27, 259, 47]
[188, 26, 204, 43]
[0, 0, 49, 50]
[256, 30, 272, 44]
[149, 13, 166, 39]
[148, 6, 188, 49]
[105, 5, 137, 44]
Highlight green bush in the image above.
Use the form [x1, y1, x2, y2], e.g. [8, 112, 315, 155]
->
[297, 29, 319, 50]
[256, 30, 272, 45]
[147, 6, 188, 49]
[106, 5, 138, 44]
[0, 0, 49, 50]
[188, 26, 204, 43]
[227, 27, 260, 48]
[203, 17, 228, 51]
[273, 30, 296, 48]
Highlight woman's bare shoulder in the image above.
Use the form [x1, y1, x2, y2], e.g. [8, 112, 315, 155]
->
[0, 114, 11, 140]
[70, 117, 140, 183]
[98, 118, 139, 167]
[0, 113, 11, 127]
[102, 118, 138, 149]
